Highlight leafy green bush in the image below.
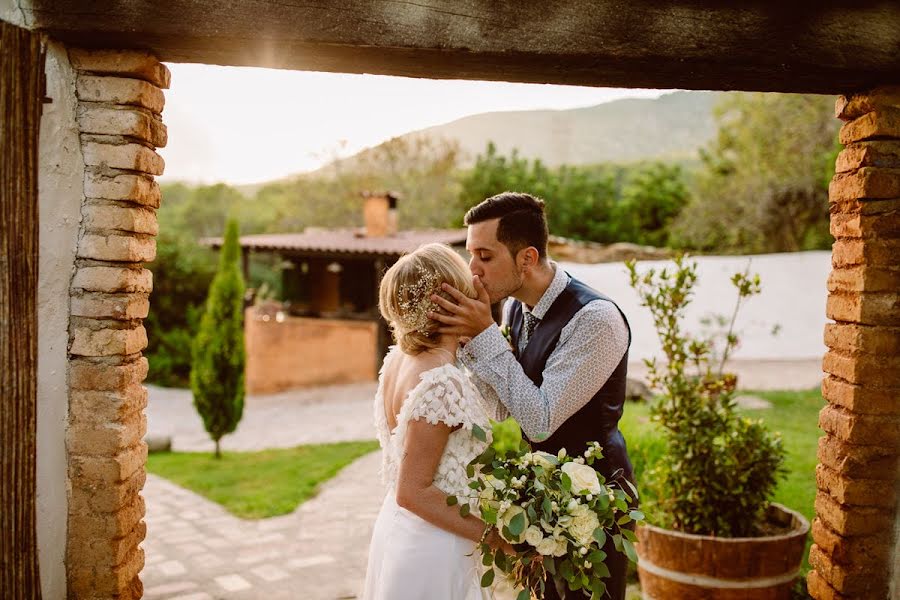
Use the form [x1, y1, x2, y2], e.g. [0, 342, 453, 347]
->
[144, 229, 217, 387]
[459, 142, 691, 246]
[190, 219, 246, 458]
[671, 93, 838, 253]
[626, 255, 786, 537]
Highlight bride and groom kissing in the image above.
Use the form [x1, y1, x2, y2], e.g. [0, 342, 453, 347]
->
[363, 192, 635, 600]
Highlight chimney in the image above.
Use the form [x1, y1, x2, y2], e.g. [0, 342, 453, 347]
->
[362, 191, 398, 237]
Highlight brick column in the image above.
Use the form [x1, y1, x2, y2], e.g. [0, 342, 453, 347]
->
[65, 49, 168, 599]
[808, 87, 900, 600]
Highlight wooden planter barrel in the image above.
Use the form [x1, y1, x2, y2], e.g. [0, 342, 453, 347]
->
[636, 503, 809, 600]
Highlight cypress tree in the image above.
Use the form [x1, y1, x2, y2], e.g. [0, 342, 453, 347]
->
[190, 218, 246, 458]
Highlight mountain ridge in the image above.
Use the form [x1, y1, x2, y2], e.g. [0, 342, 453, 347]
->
[234, 90, 722, 196]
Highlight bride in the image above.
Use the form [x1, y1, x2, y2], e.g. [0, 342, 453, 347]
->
[362, 243, 514, 600]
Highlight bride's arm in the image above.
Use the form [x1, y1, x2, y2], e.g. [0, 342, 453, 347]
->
[396, 419, 513, 554]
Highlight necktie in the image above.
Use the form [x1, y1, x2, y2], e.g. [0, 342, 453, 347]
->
[522, 311, 540, 349]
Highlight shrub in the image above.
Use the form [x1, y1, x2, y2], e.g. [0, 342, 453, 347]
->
[190, 219, 246, 458]
[626, 255, 786, 537]
[144, 229, 216, 387]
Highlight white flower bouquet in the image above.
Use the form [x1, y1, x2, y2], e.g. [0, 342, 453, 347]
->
[449, 428, 643, 599]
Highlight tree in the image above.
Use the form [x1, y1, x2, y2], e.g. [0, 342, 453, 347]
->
[617, 162, 690, 247]
[190, 219, 246, 458]
[671, 93, 839, 253]
[459, 142, 649, 244]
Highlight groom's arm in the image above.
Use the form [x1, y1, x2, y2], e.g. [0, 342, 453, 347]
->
[429, 278, 628, 441]
[458, 302, 628, 442]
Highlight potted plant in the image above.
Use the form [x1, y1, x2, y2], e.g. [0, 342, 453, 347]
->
[625, 255, 809, 600]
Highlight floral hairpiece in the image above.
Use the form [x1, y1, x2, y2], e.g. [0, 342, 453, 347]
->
[396, 265, 442, 334]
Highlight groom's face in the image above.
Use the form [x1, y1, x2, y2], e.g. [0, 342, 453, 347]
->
[466, 218, 524, 303]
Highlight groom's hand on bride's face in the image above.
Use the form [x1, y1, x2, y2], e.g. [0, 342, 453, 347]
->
[428, 276, 495, 338]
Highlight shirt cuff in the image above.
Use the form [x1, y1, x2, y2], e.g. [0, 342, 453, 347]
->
[461, 323, 511, 364]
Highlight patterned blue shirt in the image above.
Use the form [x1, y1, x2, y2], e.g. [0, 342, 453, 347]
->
[458, 264, 629, 442]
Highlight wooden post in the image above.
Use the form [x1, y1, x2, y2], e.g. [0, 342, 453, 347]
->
[0, 20, 45, 600]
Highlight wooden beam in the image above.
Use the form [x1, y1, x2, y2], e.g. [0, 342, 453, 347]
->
[0, 19, 44, 600]
[22, 1, 900, 93]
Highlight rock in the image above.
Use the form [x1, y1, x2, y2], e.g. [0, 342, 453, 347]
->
[625, 377, 652, 402]
[145, 435, 172, 453]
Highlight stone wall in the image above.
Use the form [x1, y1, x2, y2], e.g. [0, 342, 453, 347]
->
[65, 49, 168, 599]
[245, 308, 378, 394]
[807, 87, 900, 600]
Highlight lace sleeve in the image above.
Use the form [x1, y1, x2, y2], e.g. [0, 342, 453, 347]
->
[406, 366, 489, 432]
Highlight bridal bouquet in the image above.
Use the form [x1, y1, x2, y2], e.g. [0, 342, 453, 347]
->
[449, 429, 643, 600]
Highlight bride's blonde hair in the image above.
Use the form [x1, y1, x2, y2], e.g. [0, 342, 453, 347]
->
[379, 243, 475, 354]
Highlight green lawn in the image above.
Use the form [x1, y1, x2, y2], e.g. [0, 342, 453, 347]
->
[619, 388, 822, 575]
[146, 440, 379, 519]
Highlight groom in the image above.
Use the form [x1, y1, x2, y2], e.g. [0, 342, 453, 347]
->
[429, 192, 635, 600]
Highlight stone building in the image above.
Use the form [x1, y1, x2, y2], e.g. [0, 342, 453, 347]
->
[204, 192, 467, 393]
[1, 3, 898, 599]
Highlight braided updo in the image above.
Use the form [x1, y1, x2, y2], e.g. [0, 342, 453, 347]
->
[378, 243, 476, 354]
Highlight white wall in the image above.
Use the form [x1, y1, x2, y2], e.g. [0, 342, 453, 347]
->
[0, 0, 31, 27]
[37, 41, 82, 600]
[562, 251, 831, 361]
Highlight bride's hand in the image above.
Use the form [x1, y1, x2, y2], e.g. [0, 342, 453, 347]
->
[486, 529, 517, 556]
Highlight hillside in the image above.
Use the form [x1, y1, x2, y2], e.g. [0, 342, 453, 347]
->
[235, 90, 722, 195]
[411, 90, 721, 167]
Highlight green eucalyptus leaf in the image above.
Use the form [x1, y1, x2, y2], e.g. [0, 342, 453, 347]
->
[622, 538, 639, 563]
[595, 562, 610, 579]
[544, 557, 556, 576]
[494, 549, 507, 571]
[481, 568, 494, 587]
[509, 512, 526, 536]
[472, 423, 487, 442]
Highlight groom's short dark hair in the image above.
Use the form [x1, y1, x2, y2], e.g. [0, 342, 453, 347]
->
[464, 192, 549, 259]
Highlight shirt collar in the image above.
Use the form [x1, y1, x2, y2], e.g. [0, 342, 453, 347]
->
[522, 262, 569, 321]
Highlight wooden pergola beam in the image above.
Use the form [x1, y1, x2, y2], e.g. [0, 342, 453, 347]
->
[21, 1, 900, 94]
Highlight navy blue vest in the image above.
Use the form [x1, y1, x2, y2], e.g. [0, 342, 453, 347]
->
[508, 276, 634, 484]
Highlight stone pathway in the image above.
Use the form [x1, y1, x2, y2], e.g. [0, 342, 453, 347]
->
[145, 381, 378, 452]
[141, 451, 384, 600]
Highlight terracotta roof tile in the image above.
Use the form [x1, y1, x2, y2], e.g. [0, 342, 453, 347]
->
[201, 228, 467, 257]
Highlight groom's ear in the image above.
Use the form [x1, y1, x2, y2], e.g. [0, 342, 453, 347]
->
[518, 246, 540, 269]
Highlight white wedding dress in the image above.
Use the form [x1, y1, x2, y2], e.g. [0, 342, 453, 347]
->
[362, 347, 502, 600]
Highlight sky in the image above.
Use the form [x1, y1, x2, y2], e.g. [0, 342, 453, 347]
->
[158, 64, 671, 186]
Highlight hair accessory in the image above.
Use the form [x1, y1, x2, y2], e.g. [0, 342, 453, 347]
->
[396, 265, 442, 333]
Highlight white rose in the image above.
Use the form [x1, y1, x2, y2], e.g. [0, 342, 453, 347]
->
[561, 462, 602, 495]
[499, 505, 528, 543]
[568, 504, 600, 547]
[531, 452, 557, 471]
[536, 537, 558, 556]
[552, 537, 569, 557]
[524, 525, 544, 547]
